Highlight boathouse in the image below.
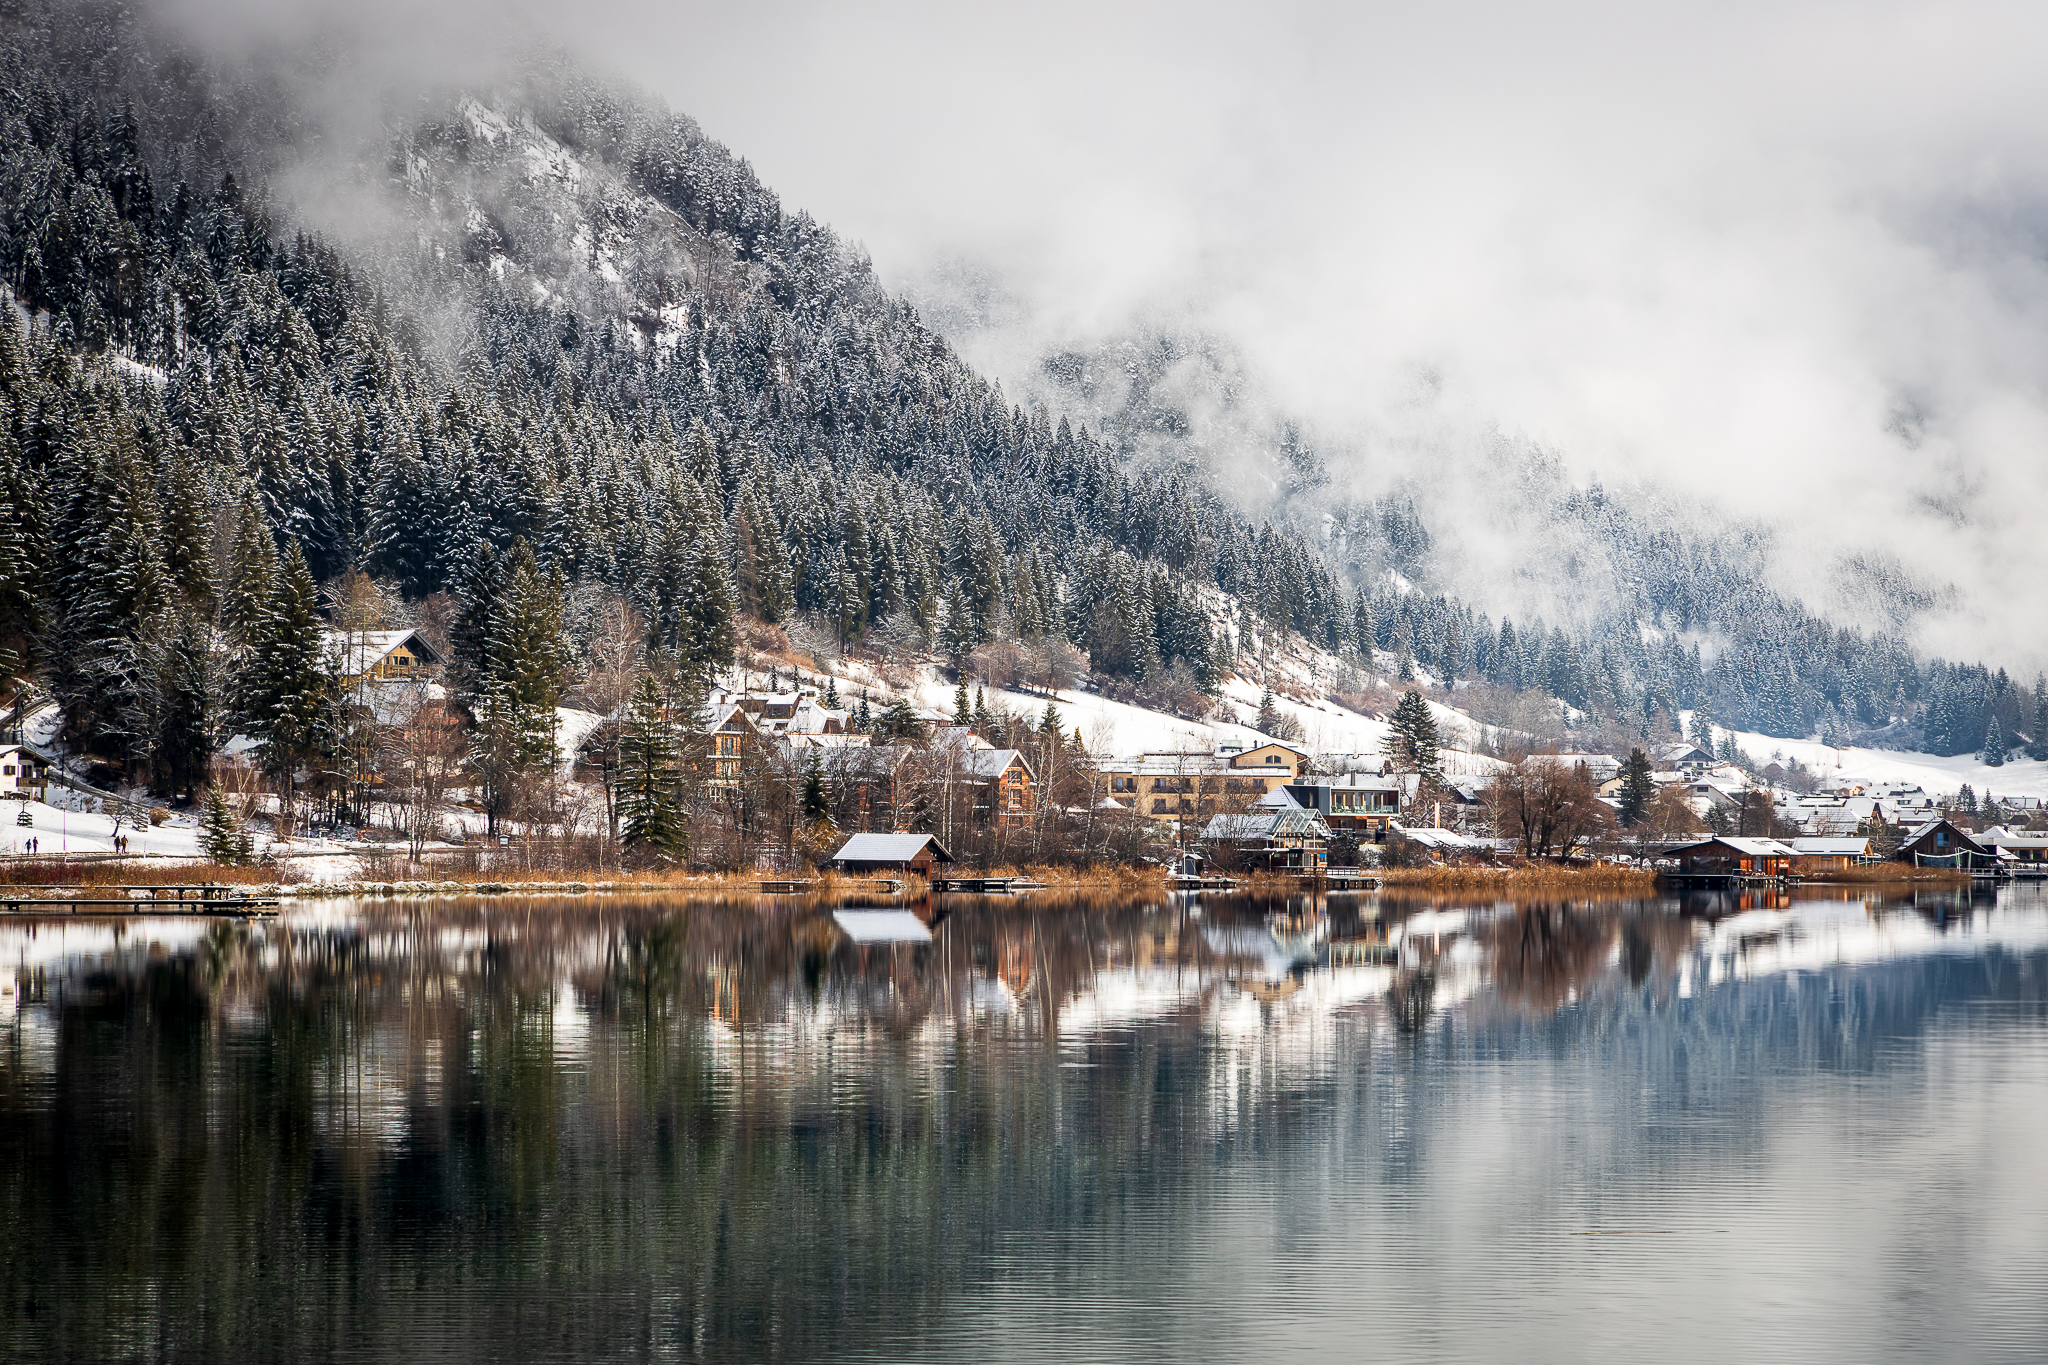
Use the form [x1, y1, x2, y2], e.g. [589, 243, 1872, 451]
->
[1787, 836, 1872, 872]
[1893, 819, 1998, 874]
[828, 832, 955, 875]
[1667, 836, 1796, 880]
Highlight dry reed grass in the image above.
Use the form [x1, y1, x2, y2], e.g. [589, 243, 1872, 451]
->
[0, 859, 301, 888]
[1379, 864, 1661, 892]
[1798, 864, 1972, 885]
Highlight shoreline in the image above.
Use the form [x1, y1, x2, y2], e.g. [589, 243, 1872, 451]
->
[0, 857, 1990, 901]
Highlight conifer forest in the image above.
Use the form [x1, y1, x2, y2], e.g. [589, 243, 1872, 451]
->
[0, 0, 2042, 864]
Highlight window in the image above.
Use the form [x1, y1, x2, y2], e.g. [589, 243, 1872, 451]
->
[2, 766, 12, 776]
[1266, 755, 1281, 764]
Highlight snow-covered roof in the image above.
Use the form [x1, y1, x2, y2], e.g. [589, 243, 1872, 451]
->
[831, 832, 951, 864]
[1671, 836, 1798, 858]
[1391, 824, 1482, 851]
[1790, 837, 1869, 855]
[958, 748, 1031, 780]
[1200, 807, 1329, 842]
[325, 629, 442, 675]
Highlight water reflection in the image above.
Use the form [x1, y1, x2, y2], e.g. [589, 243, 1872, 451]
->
[4, 887, 2048, 1363]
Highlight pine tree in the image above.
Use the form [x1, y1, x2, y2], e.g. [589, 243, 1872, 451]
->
[801, 757, 831, 825]
[954, 676, 970, 727]
[878, 696, 924, 740]
[1390, 690, 1442, 782]
[1256, 689, 1284, 737]
[1981, 716, 2007, 767]
[1958, 783, 1977, 814]
[453, 540, 568, 832]
[239, 542, 333, 835]
[199, 784, 249, 865]
[618, 675, 686, 856]
[1618, 747, 1655, 827]
[2031, 675, 2048, 761]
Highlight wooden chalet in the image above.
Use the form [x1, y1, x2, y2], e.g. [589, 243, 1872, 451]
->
[1667, 836, 1797, 881]
[327, 629, 443, 684]
[960, 747, 1035, 828]
[829, 832, 955, 875]
[1787, 836, 1872, 873]
[1893, 819, 1998, 874]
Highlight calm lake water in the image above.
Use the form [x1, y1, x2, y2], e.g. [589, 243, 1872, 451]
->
[3, 884, 2047, 1363]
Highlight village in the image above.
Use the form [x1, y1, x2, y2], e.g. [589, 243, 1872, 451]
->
[0, 623, 2038, 891]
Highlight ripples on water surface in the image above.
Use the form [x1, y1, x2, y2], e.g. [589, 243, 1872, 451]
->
[3, 885, 2047, 1363]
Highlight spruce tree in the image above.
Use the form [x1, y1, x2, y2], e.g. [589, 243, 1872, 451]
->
[1618, 747, 1655, 827]
[1389, 690, 1442, 782]
[954, 676, 970, 727]
[618, 674, 686, 856]
[801, 757, 831, 825]
[199, 784, 248, 864]
[239, 542, 333, 835]
[1256, 689, 1284, 737]
[1981, 716, 2007, 767]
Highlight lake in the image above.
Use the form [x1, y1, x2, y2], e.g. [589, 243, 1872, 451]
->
[3, 885, 2046, 1363]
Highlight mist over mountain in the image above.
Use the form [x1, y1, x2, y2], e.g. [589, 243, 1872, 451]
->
[0, 0, 2041, 785]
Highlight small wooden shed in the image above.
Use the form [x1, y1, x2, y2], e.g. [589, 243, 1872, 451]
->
[829, 832, 955, 876]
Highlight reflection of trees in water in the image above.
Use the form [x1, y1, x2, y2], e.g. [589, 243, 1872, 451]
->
[0, 891, 1761, 1361]
[1480, 901, 1699, 1015]
[1388, 969, 1436, 1033]
[0, 894, 1302, 1363]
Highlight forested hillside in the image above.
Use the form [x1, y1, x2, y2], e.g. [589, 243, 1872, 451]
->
[0, 0, 2040, 795]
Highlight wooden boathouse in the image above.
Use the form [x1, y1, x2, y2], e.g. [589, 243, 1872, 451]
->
[1665, 836, 1797, 885]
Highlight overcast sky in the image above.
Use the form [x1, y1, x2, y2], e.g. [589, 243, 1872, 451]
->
[164, 0, 2048, 660]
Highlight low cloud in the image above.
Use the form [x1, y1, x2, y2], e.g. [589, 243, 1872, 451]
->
[149, 0, 2048, 664]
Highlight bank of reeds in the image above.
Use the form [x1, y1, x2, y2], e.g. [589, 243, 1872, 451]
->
[1798, 864, 1973, 886]
[0, 859, 299, 888]
[1378, 864, 1661, 892]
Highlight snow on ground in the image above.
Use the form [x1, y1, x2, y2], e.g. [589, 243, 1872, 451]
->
[1722, 727, 2048, 799]
[909, 669, 1503, 777]
[0, 799, 359, 860]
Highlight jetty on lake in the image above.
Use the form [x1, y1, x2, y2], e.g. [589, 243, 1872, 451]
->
[0, 883, 281, 917]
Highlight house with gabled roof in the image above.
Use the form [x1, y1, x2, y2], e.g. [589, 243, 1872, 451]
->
[325, 629, 444, 684]
[1199, 791, 1329, 872]
[1894, 819, 1998, 874]
[1667, 836, 1797, 879]
[830, 832, 955, 875]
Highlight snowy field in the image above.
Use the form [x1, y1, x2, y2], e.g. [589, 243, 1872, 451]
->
[1720, 728, 2048, 799]
[0, 799, 362, 862]
[914, 671, 1503, 777]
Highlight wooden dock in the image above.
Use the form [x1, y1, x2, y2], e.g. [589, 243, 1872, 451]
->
[931, 876, 1047, 894]
[0, 884, 282, 917]
[1167, 876, 1241, 891]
